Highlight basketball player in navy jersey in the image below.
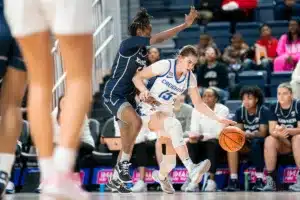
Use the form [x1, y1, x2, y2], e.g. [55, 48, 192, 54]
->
[262, 83, 300, 192]
[225, 86, 269, 192]
[103, 7, 199, 191]
[0, 0, 27, 197]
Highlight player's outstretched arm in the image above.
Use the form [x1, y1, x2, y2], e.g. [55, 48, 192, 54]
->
[188, 87, 236, 126]
[150, 6, 199, 45]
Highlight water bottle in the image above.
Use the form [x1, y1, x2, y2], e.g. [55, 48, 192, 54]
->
[99, 184, 105, 192]
[244, 171, 249, 191]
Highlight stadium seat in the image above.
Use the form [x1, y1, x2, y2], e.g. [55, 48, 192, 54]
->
[237, 71, 268, 91]
[89, 118, 100, 147]
[174, 37, 199, 48]
[270, 71, 292, 97]
[160, 48, 178, 59]
[265, 20, 289, 38]
[256, 1, 274, 21]
[236, 22, 262, 45]
[225, 100, 242, 113]
[206, 22, 231, 36]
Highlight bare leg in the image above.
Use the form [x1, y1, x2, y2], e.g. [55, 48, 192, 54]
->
[227, 152, 239, 176]
[292, 135, 300, 168]
[16, 31, 55, 180]
[0, 68, 26, 174]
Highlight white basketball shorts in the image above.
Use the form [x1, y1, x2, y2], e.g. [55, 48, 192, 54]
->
[4, 0, 93, 37]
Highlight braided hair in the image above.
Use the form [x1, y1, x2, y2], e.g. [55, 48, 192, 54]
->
[128, 8, 152, 36]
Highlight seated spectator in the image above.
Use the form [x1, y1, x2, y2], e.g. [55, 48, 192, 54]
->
[197, 47, 229, 102]
[182, 87, 229, 192]
[173, 93, 193, 134]
[196, 34, 219, 65]
[147, 47, 160, 65]
[225, 86, 269, 192]
[255, 24, 278, 73]
[274, 18, 300, 72]
[262, 83, 300, 191]
[223, 33, 252, 73]
[274, 0, 300, 21]
[113, 119, 157, 192]
[291, 60, 300, 99]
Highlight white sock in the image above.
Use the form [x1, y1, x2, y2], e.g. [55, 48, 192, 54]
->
[256, 172, 263, 179]
[113, 169, 118, 179]
[158, 171, 166, 180]
[120, 152, 130, 162]
[182, 157, 194, 173]
[230, 173, 238, 179]
[53, 146, 76, 173]
[0, 153, 15, 175]
[39, 157, 55, 181]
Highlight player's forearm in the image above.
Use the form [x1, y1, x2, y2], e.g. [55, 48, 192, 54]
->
[132, 76, 148, 93]
[150, 23, 188, 44]
[288, 128, 300, 136]
[194, 102, 220, 122]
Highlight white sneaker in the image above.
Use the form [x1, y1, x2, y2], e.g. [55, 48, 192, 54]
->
[185, 182, 199, 192]
[181, 177, 191, 191]
[152, 170, 175, 194]
[5, 181, 15, 194]
[35, 182, 43, 193]
[189, 159, 211, 184]
[204, 180, 216, 192]
[42, 172, 90, 200]
[131, 180, 147, 192]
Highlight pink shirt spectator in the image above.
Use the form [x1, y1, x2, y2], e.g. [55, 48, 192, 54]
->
[274, 34, 300, 71]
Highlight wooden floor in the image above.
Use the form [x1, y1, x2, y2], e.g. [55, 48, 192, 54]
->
[3, 192, 300, 200]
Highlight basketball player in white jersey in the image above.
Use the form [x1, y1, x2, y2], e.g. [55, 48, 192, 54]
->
[4, 1, 93, 199]
[132, 45, 236, 193]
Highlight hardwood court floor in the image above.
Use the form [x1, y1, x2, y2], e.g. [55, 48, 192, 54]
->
[3, 192, 300, 200]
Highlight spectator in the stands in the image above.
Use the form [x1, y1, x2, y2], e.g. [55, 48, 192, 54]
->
[173, 93, 193, 134]
[291, 60, 300, 99]
[113, 119, 157, 192]
[262, 83, 300, 192]
[147, 47, 160, 65]
[37, 95, 95, 192]
[223, 33, 252, 73]
[198, 46, 229, 102]
[274, 18, 300, 72]
[182, 87, 229, 192]
[225, 86, 269, 192]
[255, 24, 278, 72]
[196, 34, 219, 65]
[275, 0, 300, 21]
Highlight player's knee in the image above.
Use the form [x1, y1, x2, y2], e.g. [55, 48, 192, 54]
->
[163, 117, 184, 148]
[264, 135, 278, 150]
[160, 154, 176, 173]
[292, 135, 300, 144]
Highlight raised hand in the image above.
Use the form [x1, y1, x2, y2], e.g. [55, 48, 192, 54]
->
[184, 6, 199, 27]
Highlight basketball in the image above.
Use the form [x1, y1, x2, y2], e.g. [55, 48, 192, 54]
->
[219, 126, 246, 152]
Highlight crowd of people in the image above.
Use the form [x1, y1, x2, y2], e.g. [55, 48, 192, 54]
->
[0, 0, 300, 198]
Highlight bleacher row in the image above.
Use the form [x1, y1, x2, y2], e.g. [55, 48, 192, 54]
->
[159, 20, 288, 57]
[140, 0, 300, 22]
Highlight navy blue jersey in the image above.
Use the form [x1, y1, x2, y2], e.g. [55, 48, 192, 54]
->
[269, 99, 300, 128]
[235, 105, 269, 133]
[103, 36, 150, 98]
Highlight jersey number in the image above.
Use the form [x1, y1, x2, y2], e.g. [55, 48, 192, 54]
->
[158, 90, 176, 101]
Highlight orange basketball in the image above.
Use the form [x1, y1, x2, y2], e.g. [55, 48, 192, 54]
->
[219, 126, 246, 152]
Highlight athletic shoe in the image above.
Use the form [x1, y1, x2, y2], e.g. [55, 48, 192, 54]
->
[42, 172, 90, 200]
[152, 170, 175, 194]
[115, 161, 132, 183]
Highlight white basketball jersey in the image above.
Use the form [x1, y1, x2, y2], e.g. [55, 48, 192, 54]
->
[146, 59, 191, 105]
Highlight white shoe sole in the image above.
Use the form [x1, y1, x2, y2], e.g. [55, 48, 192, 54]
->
[191, 160, 211, 184]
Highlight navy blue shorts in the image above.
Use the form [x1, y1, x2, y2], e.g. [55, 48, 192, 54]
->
[102, 94, 137, 120]
[0, 12, 26, 78]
